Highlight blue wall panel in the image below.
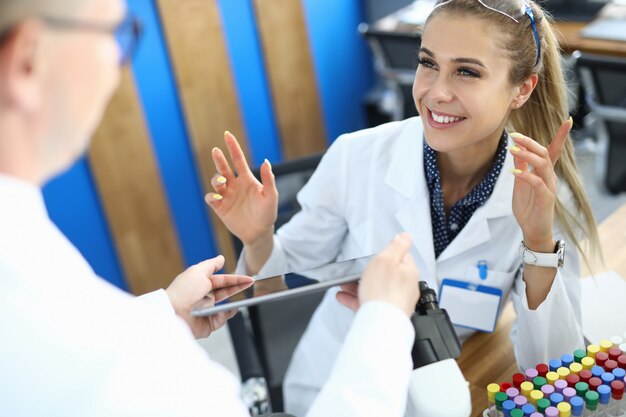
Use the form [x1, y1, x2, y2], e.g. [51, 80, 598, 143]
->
[302, 0, 376, 143]
[43, 158, 127, 290]
[127, 0, 218, 267]
[218, 0, 283, 167]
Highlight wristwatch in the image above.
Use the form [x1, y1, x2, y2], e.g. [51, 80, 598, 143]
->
[519, 240, 565, 268]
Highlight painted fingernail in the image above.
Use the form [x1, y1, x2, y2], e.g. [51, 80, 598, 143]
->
[510, 168, 523, 175]
[508, 145, 521, 153]
[264, 158, 272, 169]
[509, 132, 525, 140]
[568, 116, 573, 128]
[211, 193, 223, 200]
[216, 176, 227, 184]
[224, 130, 232, 138]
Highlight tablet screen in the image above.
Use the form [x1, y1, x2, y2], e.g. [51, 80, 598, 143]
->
[191, 255, 373, 317]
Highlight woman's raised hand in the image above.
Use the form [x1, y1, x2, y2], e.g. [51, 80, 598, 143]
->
[509, 118, 571, 252]
[205, 131, 278, 246]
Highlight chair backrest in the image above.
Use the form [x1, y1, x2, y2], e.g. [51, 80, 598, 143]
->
[574, 52, 626, 194]
[229, 152, 325, 412]
[359, 23, 421, 120]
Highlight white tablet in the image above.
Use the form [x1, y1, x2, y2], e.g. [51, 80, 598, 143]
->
[191, 255, 374, 317]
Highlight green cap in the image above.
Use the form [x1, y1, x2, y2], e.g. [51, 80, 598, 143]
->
[574, 349, 586, 363]
[510, 409, 524, 417]
[537, 398, 551, 413]
[533, 376, 547, 389]
[585, 390, 599, 409]
[575, 382, 589, 397]
[495, 392, 508, 409]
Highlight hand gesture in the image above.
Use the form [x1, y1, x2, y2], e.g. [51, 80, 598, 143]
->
[166, 255, 254, 339]
[205, 131, 278, 246]
[336, 233, 420, 317]
[509, 118, 571, 250]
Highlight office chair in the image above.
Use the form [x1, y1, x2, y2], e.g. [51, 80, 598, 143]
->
[227, 152, 325, 415]
[359, 23, 421, 120]
[573, 51, 626, 194]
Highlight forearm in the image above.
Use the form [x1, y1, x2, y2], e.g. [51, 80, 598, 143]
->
[243, 229, 275, 275]
[522, 238, 557, 309]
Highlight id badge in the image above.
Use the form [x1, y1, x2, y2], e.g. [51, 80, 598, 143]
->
[438, 279, 503, 333]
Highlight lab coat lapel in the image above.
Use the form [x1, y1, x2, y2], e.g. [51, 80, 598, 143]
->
[385, 120, 437, 281]
[436, 146, 515, 262]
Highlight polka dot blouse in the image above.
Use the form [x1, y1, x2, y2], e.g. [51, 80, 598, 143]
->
[424, 132, 507, 258]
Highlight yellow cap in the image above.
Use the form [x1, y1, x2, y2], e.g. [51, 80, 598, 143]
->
[599, 339, 613, 352]
[487, 383, 500, 402]
[557, 401, 572, 417]
[529, 389, 544, 405]
[569, 362, 583, 375]
[587, 344, 600, 359]
[581, 356, 594, 370]
[557, 366, 570, 379]
[521, 381, 534, 397]
[546, 371, 560, 384]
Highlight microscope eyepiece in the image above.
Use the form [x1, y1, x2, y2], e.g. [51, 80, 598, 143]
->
[416, 281, 439, 314]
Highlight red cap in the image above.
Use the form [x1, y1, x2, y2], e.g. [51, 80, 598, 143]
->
[567, 374, 580, 387]
[500, 382, 513, 392]
[618, 355, 626, 370]
[588, 377, 602, 391]
[513, 373, 526, 388]
[595, 351, 609, 367]
[609, 347, 622, 361]
[605, 360, 618, 372]
[536, 363, 549, 377]
[579, 369, 593, 383]
[611, 380, 624, 399]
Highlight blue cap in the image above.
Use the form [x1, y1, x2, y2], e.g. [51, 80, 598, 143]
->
[503, 399, 516, 417]
[570, 396, 584, 415]
[592, 365, 605, 378]
[561, 353, 574, 367]
[549, 359, 562, 372]
[597, 384, 611, 404]
[549, 392, 564, 406]
[601, 372, 615, 385]
[521, 403, 535, 416]
[613, 368, 626, 380]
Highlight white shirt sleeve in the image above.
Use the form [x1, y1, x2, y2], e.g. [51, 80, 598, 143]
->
[306, 301, 415, 417]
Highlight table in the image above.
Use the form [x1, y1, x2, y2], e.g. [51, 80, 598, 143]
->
[457, 202, 626, 417]
[369, 2, 626, 59]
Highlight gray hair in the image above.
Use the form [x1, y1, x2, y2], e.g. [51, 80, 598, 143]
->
[0, 0, 89, 34]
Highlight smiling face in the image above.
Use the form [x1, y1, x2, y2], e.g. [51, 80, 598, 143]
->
[413, 13, 521, 155]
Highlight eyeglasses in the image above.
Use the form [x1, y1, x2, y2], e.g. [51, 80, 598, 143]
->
[433, 0, 541, 66]
[41, 12, 143, 65]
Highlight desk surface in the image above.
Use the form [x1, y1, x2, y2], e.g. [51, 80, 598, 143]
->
[457, 202, 626, 417]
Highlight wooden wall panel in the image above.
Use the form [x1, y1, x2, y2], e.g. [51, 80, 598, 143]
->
[157, 0, 250, 271]
[253, 0, 327, 158]
[89, 68, 184, 295]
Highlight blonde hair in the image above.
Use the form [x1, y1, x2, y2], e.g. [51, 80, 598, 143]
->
[426, 0, 601, 267]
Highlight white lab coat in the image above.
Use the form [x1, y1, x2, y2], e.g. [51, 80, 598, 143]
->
[0, 174, 416, 417]
[238, 117, 585, 416]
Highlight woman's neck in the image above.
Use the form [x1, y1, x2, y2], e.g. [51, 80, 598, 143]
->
[437, 129, 504, 211]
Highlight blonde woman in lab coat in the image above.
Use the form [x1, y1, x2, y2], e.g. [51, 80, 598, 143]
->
[206, 0, 600, 414]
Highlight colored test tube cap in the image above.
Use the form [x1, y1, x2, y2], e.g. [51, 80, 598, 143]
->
[595, 351, 608, 367]
[557, 367, 570, 379]
[533, 376, 547, 389]
[549, 359, 562, 372]
[521, 381, 534, 396]
[536, 363, 549, 377]
[569, 362, 583, 375]
[618, 354, 626, 370]
[513, 373, 526, 388]
[529, 389, 543, 405]
[562, 386, 576, 401]
[611, 380, 624, 399]
[495, 391, 508, 408]
[587, 344, 600, 359]
[588, 377, 602, 391]
[514, 394, 528, 407]
[541, 384, 555, 396]
[581, 356, 594, 370]
[609, 347, 622, 361]
[579, 369, 592, 383]
[525, 367, 539, 381]
[537, 397, 550, 413]
[573, 349, 586, 363]
[506, 387, 520, 399]
[510, 409, 524, 417]
[599, 339, 613, 352]
[566, 374, 580, 387]
[487, 383, 500, 402]
[561, 353, 574, 367]
[605, 359, 618, 372]
[546, 371, 559, 385]
[601, 372, 615, 385]
[554, 379, 568, 393]
[575, 381, 589, 397]
[613, 367, 626, 380]
[597, 384, 611, 404]
[557, 401, 571, 417]
[545, 405, 559, 417]
[591, 365, 605, 378]
[584, 390, 599, 409]
[549, 392, 564, 406]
